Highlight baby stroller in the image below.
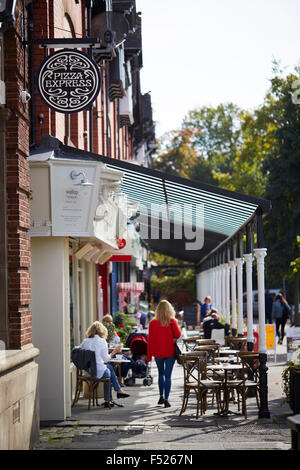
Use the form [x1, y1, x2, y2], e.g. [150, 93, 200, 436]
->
[124, 332, 153, 387]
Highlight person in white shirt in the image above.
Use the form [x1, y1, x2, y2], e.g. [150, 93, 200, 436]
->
[80, 321, 130, 407]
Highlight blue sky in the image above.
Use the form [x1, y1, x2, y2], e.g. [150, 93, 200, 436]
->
[136, 0, 300, 139]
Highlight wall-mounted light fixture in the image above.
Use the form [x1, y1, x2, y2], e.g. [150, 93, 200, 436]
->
[70, 170, 94, 187]
[130, 210, 140, 221]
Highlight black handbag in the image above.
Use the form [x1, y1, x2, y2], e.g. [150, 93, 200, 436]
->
[171, 320, 182, 364]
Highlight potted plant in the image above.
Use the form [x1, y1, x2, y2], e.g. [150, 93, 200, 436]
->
[282, 359, 300, 414]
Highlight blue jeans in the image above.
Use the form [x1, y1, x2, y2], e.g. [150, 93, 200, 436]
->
[101, 364, 121, 401]
[154, 357, 176, 400]
[120, 354, 134, 377]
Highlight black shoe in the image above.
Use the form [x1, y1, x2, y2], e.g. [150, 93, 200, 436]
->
[117, 391, 130, 399]
[104, 402, 114, 408]
[158, 396, 165, 405]
[164, 400, 171, 408]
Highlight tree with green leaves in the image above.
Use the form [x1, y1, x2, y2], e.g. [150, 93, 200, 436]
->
[152, 68, 300, 305]
[212, 107, 275, 197]
[182, 103, 243, 174]
[152, 128, 199, 179]
[263, 74, 300, 293]
[290, 236, 300, 326]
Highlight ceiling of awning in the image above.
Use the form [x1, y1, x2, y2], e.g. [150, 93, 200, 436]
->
[43, 139, 272, 265]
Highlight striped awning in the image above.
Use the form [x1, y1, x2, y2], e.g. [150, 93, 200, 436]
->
[46, 140, 272, 264]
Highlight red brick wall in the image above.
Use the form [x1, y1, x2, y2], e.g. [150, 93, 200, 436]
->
[31, 0, 134, 160]
[3, 0, 140, 349]
[5, 0, 31, 348]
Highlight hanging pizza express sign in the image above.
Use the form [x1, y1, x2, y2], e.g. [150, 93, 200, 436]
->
[37, 49, 101, 114]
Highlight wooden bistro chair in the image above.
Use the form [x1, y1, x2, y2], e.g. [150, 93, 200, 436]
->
[72, 367, 111, 410]
[179, 352, 223, 418]
[224, 352, 260, 418]
[182, 336, 202, 351]
[236, 352, 260, 419]
[196, 339, 217, 346]
[185, 349, 223, 409]
[194, 344, 219, 363]
[225, 336, 247, 351]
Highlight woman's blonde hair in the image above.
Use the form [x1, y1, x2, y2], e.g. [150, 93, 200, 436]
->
[86, 321, 108, 339]
[102, 314, 113, 323]
[155, 300, 176, 327]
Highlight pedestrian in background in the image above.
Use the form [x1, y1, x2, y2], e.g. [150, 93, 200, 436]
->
[147, 300, 181, 408]
[200, 296, 212, 322]
[280, 292, 291, 331]
[192, 299, 202, 329]
[265, 290, 274, 324]
[272, 293, 291, 344]
[138, 292, 149, 329]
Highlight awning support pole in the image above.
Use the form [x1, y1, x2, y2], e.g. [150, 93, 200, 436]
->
[244, 253, 254, 349]
[254, 243, 270, 419]
[235, 257, 244, 337]
[245, 224, 254, 351]
[229, 259, 237, 337]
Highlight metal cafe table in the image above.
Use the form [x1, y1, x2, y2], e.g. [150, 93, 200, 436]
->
[206, 363, 243, 416]
[215, 356, 237, 363]
[218, 349, 240, 355]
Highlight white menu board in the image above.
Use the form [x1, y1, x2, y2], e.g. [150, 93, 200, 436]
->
[50, 160, 100, 236]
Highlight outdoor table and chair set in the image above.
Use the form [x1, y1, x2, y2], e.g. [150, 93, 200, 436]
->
[179, 335, 260, 419]
[70, 333, 259, 418]
[71, 346, 132, 410]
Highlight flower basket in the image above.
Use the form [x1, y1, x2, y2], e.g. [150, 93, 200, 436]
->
[113, 312, 137, 343]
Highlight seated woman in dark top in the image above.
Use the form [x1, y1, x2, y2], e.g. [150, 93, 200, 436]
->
[203, 309, 230, 339]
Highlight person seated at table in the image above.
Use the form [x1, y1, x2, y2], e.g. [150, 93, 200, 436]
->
[102, 314, 113, 323]
[80, 321, 130, 407]
[200, 296, 213, 322]
[102, 314, 121, 346]
[203, 309, 230, 339]
[101, 317, 135, 379]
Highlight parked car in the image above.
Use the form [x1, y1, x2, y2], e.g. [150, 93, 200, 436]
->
[242, 289, 281, 318]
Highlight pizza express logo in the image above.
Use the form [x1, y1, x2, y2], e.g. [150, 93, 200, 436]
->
[37, 49, 101, 113]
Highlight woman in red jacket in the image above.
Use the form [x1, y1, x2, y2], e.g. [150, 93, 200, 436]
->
[147, 300, 181, 408]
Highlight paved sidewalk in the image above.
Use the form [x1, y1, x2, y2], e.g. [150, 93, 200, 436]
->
[34, 336, 293, 451]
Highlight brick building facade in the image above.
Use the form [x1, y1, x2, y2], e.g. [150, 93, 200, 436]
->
[3, 0, 31, 349]
[0, 0, 39, 450]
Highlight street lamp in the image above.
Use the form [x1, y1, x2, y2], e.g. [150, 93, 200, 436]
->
[0, 0, 17, 32]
